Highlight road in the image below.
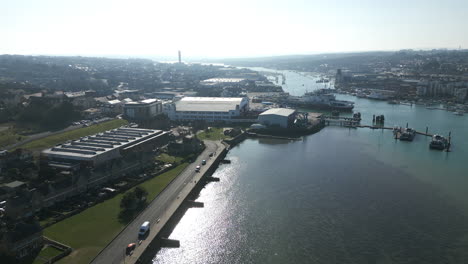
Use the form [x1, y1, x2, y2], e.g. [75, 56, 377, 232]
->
[91, 140, 224, 264]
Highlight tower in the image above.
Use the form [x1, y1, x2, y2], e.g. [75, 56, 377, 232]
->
[178, 50, 181, 63]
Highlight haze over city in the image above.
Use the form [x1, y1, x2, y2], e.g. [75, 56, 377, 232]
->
[3, 1, 468, 264]
[2, 0, 468, 58]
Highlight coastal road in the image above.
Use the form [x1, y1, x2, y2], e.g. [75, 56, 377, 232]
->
[91, 140, 224, 264]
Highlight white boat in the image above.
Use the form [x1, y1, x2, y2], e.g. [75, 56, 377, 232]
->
[454, 111, 464, 116]
[286, 89, 354, 111]
[367, 90, 393, 100]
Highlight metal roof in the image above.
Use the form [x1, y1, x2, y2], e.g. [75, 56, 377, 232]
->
[175, 97, 245, 112]
[259, 108, 296, 117]
[42, 127, 164, 160]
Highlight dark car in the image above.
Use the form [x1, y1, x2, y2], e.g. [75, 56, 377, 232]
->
[126, 243, 136, 255]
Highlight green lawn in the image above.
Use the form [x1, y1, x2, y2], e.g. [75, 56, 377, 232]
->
[0, 128, 25, 148]
[39, 246, 62, 259]
[17, 119, 128, 151]
[197, 127, 230, 141]
[43, 163, 188, 264]
[156, 153, 184, 164]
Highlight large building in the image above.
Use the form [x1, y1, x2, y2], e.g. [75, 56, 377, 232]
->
[123, 99, 163, 120]
[258, 108, 296, 128]
[41, 127, 169, 168]
[164, 97, 249, 122]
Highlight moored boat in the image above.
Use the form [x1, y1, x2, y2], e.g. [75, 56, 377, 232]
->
[399, 128, 416, 141]
[285, 89, 354, 111]
[429, 134, 448, 150]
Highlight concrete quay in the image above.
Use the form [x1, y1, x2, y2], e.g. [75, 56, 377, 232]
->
[91, 140, 226, 264]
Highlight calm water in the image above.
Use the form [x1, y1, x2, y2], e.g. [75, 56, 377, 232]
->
[153, 69, 468, 264]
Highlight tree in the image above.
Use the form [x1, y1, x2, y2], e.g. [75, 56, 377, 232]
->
[120, 191, 137, 210]
[134, 186, 148, 202]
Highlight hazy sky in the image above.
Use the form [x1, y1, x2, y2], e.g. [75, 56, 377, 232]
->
[1, 0, 467, 58]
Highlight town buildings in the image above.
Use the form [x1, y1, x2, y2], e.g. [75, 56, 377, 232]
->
[123, 99, 163, 121]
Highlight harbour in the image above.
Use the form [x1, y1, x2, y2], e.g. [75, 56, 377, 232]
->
[149, 68, 468, 263]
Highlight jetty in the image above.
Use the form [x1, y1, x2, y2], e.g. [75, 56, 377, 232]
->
[323, 116, 361, 127]
[323, 116, 436, 137]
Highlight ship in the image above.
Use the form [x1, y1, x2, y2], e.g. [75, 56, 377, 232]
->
[285, 89, 354, 111]
[367, 90, 393, 100]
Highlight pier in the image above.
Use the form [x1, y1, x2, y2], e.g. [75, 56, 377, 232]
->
[323, 116, 361, 127]
[323, 116, 436, 137]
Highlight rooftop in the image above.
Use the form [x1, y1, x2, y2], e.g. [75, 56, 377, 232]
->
[2, 180, 26, 189]
[175, 97, 246, 112]
[201, 78, 246, 83]
[42, 127, 165, 160]
[125, 98, 159, 106]
[259, 108, 296, 117]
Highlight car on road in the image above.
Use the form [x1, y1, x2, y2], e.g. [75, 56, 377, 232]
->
[139, 221, 150, 237]
[195, 165, 201, 172]
[202, 160, 206, 165]
[209, 153, 214, 157]
[126, 243, 136, 255]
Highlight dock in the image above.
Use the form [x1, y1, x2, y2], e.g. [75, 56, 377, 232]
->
[323, 116, 361, 127]
[323, 116, 435, 137]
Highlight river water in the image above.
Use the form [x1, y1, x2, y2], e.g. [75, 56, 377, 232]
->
[153, 69, 468, 264]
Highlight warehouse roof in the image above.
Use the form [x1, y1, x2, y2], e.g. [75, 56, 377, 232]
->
[42, 127, 165, 160]
[201, 78, 246, 83]
[175, 97, 246, 112]
[125, 98, 159, 106]
[259, 108, 296, 117]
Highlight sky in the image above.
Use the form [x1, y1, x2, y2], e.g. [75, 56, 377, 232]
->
[1, 0, 468, 59]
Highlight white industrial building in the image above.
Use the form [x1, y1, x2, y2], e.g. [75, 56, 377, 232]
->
[164, 97, 249, 122]
[258, 108, 296, 128]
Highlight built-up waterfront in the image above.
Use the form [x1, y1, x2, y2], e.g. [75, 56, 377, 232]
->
[151, 68, 468, 264]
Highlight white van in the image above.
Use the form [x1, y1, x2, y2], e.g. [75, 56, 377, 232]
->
[139, 221, 150, 236]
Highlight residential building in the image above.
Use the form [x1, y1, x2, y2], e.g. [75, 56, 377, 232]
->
[123, 99, 162, 120]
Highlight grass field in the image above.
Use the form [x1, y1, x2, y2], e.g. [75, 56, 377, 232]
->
[197, 127, 230, 141]
[18, 119, 128, 151]
[0, 128, 25, 148]
[156, 153, 184, 164]
[30, 246, 63, 264]
[42, 163, 188, 264]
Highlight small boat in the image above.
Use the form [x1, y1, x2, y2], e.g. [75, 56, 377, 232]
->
[399, 128, 416, 141]
[453, 111, 464, 116]
[429, 134, 448, 150]
[388, 100, 399, 105]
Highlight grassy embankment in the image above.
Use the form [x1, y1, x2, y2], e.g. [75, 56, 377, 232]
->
[197, 127, 231, 141]
[42, 163, 188, 264]
[0, 128, 25, 148]
[17, 119, 128, 151]
[32, 246, 63, 264]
